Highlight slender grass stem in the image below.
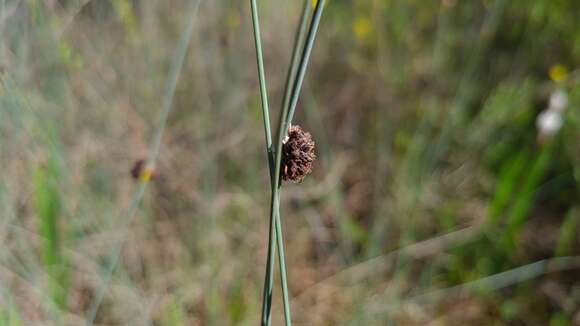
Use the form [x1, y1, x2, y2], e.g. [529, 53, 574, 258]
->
[261, 192, 282, 326]
[84, 1, 201, 324]
[85, 184, 147, 325]
[370, 256, 580, 316]
[273, 194, 290, 323]
[270, 7, 313, 324]
[284, 0, 326, 127]
[279, 1, 312, 133]
[262, 0, 326, 324]
[249, 0, 274, 174]
[272, 0, 326, 191]
[259, 1, 313, 325]
[249, 1, 292, 325]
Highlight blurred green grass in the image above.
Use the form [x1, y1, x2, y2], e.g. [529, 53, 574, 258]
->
[0, 0, 579, 324]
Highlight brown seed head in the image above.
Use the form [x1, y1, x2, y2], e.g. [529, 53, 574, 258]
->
[130, 159, 145, 180]
[281, 125, 316, 183]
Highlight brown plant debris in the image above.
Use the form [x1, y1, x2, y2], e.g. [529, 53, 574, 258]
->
[281, 125, 316, 183]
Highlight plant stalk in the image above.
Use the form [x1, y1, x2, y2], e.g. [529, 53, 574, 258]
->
[262, 0, 326, 324]
[250, 0, 293, 325]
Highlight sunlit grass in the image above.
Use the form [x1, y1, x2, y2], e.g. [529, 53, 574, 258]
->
[0, 0, 578, 324]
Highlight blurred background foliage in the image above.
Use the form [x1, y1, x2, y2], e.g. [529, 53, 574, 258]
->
[0, 0, 579, 324]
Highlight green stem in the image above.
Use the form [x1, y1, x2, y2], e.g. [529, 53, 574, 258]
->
[262, 0, 325, 325]
[260, 3, 312, 324]
[284, 0, 326, 127]
[250, 1, 292, 325]
[85, 1, 201, 324]
[262, 0, 326, 324]
[249, 0, 274, 174]
[272, 0, 326, 196]
[279, 1, 313, 134]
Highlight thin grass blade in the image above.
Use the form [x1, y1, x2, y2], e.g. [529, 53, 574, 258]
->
[84, 1, 202, 323]
[249, 1, 293, 324]
[262, 0, 327, 324]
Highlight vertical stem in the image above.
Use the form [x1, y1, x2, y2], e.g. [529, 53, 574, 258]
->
[284, 0, 326, 127]
[279, 1, 313, 133]
[273, 0, 326, 194]
[250, 1, 292, 325]
[274, 192, 291, 324]
[259, 1, 314, 324]
[249, 0, 274, 174]
[262, 0, 326, 324]
[264, 2, 312, 325]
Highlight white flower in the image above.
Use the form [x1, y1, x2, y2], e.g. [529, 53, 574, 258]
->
[549, 89, 568, 112]
[536, 110, 563, 137]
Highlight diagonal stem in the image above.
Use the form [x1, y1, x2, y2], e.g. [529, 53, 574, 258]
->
[262, 0, 326, 324]
[260, 2, 312, 325]
[249, 0, 292, 325]
[249, 0, 274, 173]
[283, 0, 326, 128]
[85, 0, 202, 324]
[273, 0, 326, 192]
[279, 0, 313, 134]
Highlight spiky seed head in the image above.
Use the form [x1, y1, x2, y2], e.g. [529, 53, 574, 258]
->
[281, 125, 316, 183]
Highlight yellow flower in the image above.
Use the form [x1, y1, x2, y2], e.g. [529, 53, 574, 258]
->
[131, 159, 155, 183]
[139, 168, 154, 183]
[353, 16, 372, 42]
[311, 0, 328, 8]
[549, 64, 568, 83]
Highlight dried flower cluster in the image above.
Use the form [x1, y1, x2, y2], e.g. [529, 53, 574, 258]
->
[280, 125, 316, 183]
